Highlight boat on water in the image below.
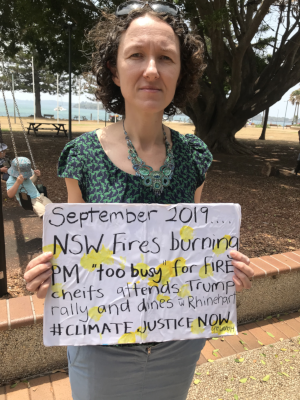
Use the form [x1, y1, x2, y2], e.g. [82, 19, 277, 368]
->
[54, 106, 67, 111]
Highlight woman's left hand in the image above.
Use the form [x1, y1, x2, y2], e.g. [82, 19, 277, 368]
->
[230, 250, 254, 292]
[34, 169, 41, 176]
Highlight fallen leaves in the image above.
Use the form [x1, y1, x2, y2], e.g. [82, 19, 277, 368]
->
[194, 379, 200, 385]
[212, 349, 219, 357]
[266, 332, 275, 338]
[262, 375, 270, 382]
[278, 372, 289, 377]
[234, 357, 244, 363]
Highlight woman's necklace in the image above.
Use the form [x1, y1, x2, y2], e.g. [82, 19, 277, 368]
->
[123, 120, 175, 196]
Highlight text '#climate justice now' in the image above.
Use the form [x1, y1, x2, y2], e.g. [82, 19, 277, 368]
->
[43, 203, 241, 346]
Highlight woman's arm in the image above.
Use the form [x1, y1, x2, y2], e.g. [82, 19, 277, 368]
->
[65, 178, 85, 203]
[24, 177, 85, 298]
[194, 183, 205, 203]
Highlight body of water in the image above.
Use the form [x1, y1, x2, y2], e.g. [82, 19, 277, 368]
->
[0, 101, 191, 123]
[1, 100, 295, 126]
[251, 119, 294, 127]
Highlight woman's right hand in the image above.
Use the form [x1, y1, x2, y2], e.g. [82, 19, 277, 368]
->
[24, 252, 53, 299]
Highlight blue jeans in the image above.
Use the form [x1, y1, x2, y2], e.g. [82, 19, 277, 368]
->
[68, 339, 206, 400]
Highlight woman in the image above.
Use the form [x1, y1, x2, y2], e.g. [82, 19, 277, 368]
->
[24, 3, 254, 400]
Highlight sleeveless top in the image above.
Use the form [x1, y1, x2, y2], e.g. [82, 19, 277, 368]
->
[57, 129, 213, 203]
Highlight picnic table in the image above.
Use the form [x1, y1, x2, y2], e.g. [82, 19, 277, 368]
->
[27, 122, 67, 137]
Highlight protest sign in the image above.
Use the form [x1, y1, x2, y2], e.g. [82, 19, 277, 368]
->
[43, 203, 241, 346]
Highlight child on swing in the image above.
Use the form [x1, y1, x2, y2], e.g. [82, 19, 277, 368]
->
[6, 157, 52, 217]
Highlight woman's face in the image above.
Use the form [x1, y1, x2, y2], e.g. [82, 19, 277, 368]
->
[112, 14, 181, 114]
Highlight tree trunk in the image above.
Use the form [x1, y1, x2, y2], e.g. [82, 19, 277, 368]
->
[259, 108, 269, 140]
[184, 102, 254, 154]
[34, 69, 42, 118]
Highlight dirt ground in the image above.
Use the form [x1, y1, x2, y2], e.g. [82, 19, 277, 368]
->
[0, 117, 300, 298]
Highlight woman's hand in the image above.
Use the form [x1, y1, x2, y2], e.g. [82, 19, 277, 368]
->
[34, 169, 41, 176]
[24, 252, 53, 299]
[230, 250, 254, 292]
[1, 167, 8, 173]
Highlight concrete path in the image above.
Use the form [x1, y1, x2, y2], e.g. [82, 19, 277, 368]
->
[1, 313, 300, 399]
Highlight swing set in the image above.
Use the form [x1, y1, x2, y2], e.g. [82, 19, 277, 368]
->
[1, 70, 48, 211]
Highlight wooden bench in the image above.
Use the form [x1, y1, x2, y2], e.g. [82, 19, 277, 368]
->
[44, 114, 54, 119]
[27, 122, 67, 137]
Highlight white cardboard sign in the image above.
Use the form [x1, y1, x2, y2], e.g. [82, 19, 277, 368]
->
[43, 203, 241, 346]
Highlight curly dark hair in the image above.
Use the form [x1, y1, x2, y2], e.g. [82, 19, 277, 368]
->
[87, 7, 205, 116]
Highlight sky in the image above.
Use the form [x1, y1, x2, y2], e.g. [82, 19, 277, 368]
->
[2, 83, 299, 121]
[2, 6, 300, 121]
[1, 3, 299, 121]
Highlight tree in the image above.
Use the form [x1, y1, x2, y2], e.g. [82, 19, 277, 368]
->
[0, 0, 113, 75]
[81, 72, 100, 101]
[0, 0, 109, 116]
[289, 89, 300, 124]
[0, 49, 70, 117]
[180, 0, 300, 153]
[2, 0, 300, 152]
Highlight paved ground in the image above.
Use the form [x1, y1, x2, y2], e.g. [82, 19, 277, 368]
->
[190, 337, 300, 400]
[1, 314, 300, 400]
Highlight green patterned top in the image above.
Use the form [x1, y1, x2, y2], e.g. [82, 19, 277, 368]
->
[58, 128, 213, 347]
[58, 129, 212, 204]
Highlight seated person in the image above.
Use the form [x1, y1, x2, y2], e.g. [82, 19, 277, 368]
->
[0, 143, 11, 182]
[6, 157, 52, 217]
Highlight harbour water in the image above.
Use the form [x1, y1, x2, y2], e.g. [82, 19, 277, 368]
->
[0, 99, 295, 126]
[0, 99, 191, 123]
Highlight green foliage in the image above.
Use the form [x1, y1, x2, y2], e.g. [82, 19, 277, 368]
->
[0, 49, 70, 94]
[1, 0, 300, 150]
[0, 0, 114, 74]
[252, 37, 275, 51]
